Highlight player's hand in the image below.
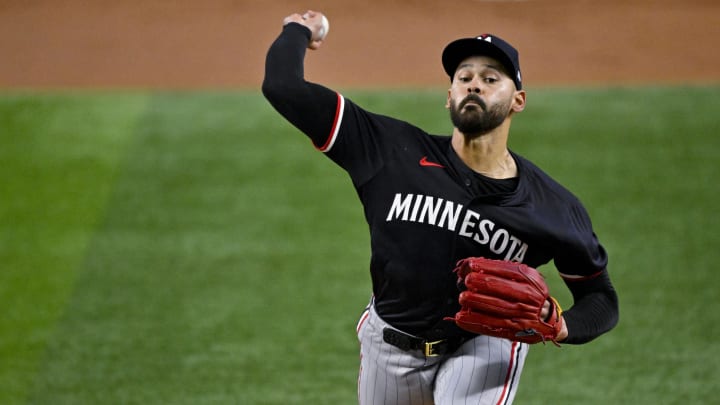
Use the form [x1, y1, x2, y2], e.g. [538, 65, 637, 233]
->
[540, 299, 551, 319]
[557, 317, 568, 341]
[283, 10, 327, 50]
[541, 299, 568, 341]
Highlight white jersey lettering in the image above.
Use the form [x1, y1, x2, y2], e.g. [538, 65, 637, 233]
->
[386, 193, 528, 262]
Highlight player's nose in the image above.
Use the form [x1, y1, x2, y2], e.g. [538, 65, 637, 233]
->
[467, 84, 482, 94]
[466, 78, 482, 94]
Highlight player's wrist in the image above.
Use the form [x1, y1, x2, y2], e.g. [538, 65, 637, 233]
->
[547, 297, 567, 342]
[556, 316, 569, 342]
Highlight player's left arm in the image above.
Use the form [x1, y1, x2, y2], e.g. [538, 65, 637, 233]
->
[553, 202, 619, 344]
[557, 269, 618, 344]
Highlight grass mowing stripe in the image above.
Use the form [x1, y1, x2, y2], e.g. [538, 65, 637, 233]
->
[28, 92, 370, 404]
[0, 93, 150, 404]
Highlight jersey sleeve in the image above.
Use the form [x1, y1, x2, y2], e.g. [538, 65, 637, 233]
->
[323, 98, 417, 185]
[263, 23, 412, 186]
[553, 198, 608, 279]
[548, 191, 618, 343]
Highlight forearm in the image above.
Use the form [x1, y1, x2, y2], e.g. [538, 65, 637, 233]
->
[561, 270, 619, 344]
[262, 23, 311, 102]
[262, 23, 338, 145]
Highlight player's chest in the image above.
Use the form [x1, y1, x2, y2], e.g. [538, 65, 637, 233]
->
[360, 158, 556, 266]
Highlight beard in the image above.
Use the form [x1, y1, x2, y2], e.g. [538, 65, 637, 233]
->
[449, 94, 511, 136]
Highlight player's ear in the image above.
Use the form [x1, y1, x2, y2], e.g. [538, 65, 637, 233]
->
[511, 90, 526, 113]
[445, 89, 451, 109]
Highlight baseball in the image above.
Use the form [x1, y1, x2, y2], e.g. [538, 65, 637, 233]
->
[318, 15, 330, 40]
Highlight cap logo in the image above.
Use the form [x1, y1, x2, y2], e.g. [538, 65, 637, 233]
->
[477, 35, 493, 43]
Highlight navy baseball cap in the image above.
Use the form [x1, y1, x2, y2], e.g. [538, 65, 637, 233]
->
[442, 34, 522, 90]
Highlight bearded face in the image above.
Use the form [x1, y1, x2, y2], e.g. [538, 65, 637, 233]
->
[448, 93, 512, 136]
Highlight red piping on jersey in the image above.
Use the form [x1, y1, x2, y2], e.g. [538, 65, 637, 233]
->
[496, 341, 520, 405]
[560, 269, 605, 282]
[317, 92, 345, 153]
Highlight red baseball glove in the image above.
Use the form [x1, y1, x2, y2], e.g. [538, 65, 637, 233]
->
[446, 257, 564, 345]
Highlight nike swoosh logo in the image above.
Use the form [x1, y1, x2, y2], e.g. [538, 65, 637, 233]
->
[419, 156, 445, 168]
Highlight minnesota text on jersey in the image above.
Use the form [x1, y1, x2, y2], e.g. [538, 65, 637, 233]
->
[386, 193, 528, 262]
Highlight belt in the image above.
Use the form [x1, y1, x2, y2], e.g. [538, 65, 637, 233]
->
[382, 327, 461, 357]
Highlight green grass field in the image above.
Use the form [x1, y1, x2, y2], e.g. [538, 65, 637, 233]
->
[1, 86, 718, 404]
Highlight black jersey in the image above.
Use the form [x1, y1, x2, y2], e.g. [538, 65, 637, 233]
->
[263, 23, 617, 342]
[317, 96, 607, 334]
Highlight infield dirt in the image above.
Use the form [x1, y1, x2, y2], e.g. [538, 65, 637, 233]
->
[1, 0, 718, 88]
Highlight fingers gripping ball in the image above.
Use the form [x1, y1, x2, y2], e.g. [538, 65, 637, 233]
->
[446, 257, 564, 346]
[302, 12, 329, 41]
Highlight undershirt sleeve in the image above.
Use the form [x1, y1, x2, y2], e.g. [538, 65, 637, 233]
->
[262, 23, 342, 150]
[561, 270, 619, 344]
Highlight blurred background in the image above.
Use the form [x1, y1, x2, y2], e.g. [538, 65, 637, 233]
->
[1, 0, 718, 89]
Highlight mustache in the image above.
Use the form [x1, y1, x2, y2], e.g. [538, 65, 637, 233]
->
[460, 94, 486, 110]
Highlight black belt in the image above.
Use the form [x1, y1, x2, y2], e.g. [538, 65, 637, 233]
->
[383, 327, 464, 357]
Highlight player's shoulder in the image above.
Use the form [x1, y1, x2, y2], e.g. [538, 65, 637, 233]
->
[513, 152, 583, 206]
[344, 96, 436, 135]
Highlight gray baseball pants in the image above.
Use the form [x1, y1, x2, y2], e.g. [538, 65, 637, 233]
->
[356, 301, 528, 405]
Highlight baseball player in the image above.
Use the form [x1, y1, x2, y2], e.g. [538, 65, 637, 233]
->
[263, 10, 619, 405]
